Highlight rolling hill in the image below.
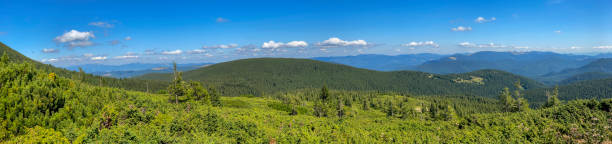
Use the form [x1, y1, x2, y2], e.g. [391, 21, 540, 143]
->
[312, 53, 445, 71]
[415, 51, 596, 78]
[137, 58, 544, 99]
[0, 42, 168, 92]
[539, 58, 612, 84]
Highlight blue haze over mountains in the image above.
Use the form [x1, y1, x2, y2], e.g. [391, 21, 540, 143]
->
[67, 51, 612, 85]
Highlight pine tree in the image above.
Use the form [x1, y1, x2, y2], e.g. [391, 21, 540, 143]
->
[336, 97, 345, 118]
[513, 80, 529, 112]
[320, 85, 329, 101]
[544, 86, 561, 108]
[209, 86, 221, 107]
[168, 62, 185, 104]
[0, 52, 8, 65]
[499, 87, 514, 112]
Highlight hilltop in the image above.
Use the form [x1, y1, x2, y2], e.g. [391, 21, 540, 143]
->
[137, 58, 544, 99]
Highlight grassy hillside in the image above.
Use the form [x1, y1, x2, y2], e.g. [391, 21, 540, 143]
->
[2, 60, 611, 143]
[0, 42, 168, 92]
[137, 58, 544, 99]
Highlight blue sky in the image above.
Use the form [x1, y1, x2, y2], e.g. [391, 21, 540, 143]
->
[0, 0, 610, 66]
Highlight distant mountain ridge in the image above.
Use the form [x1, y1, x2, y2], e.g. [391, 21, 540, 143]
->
[65, 63, 213, 78]
[539, 58, 612, 84]
[415, 51, 597, 78]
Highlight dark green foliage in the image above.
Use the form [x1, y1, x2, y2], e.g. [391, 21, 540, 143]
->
[525, 77, 612, 107]
[544, 86, 561, 108]
[209, 87, 221, 107]
[137, 58, 544, 99]
[0, 42, 169, 92]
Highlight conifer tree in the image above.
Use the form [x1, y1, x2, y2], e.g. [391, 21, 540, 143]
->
[0, 52, 8, 65]
[209, 86, 221, 107]
[544, 86, 561, 108]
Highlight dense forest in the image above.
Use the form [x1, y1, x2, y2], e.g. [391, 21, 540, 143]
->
[2, 50, 612, 143]
[0, 42, 169, 92]
[137, 58, 544, 99]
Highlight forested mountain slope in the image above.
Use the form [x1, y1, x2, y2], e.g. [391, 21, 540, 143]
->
[526, 77, 612, 106]
[0, 42, 168, 92]
[539, 58, 612, 84]
[415, 51, 595, 78]
[2, 59, 611, 143]
[137, 58, 544, 98]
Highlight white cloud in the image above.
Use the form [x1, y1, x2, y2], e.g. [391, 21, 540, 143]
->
[262, 40, 308, 49]
[113, 53, 138, 59]
[89, 21, 114, 28]
[90, 56, 107, 60]
[458, 42, 508, 48]
[594, 45, 612, 49]
[41, 58, 58, 63]
[286, 41, 308, 47]
[317, 37, 368, 47]
[216, 17, 229, 23]
[54, 30, 95, 43]
[124, 36, 132, 41]
[570, 46, 582, 49]
[42, 48, 59, 53]
[554, 30, 562, 34]
[204, 53, 214, 57]
[202, 44, 238, 49]
[113, 55, 138, 59]
[451, 26, 472, 32]
[83, 53, 94, 57]
[161, 50, 183, 55]
[475, 17, 496, 23]
[401, 41, 439, 48]
[188, 49, 207, 54]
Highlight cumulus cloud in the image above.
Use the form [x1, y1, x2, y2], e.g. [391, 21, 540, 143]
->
[54, 30, 96, 48]
[202, 44, 238, 49]
[42, 48, 59, 53]
[89, 21, 114, 28]
[316, 37, 368, 47]
[161, 50, 183, 55]
[54, 30, 95, 43]
[401, 41, 439, 48]
[262, 40, 308, 49]
[451, 26, 472, 32]
[90, 56, 107, 61]
[554, 30, 562, 34]
[216, 17, 229, 23]
[124, 36, 132, 41]
[594, 45, 612, 49]
[475, 17, 496, 23]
